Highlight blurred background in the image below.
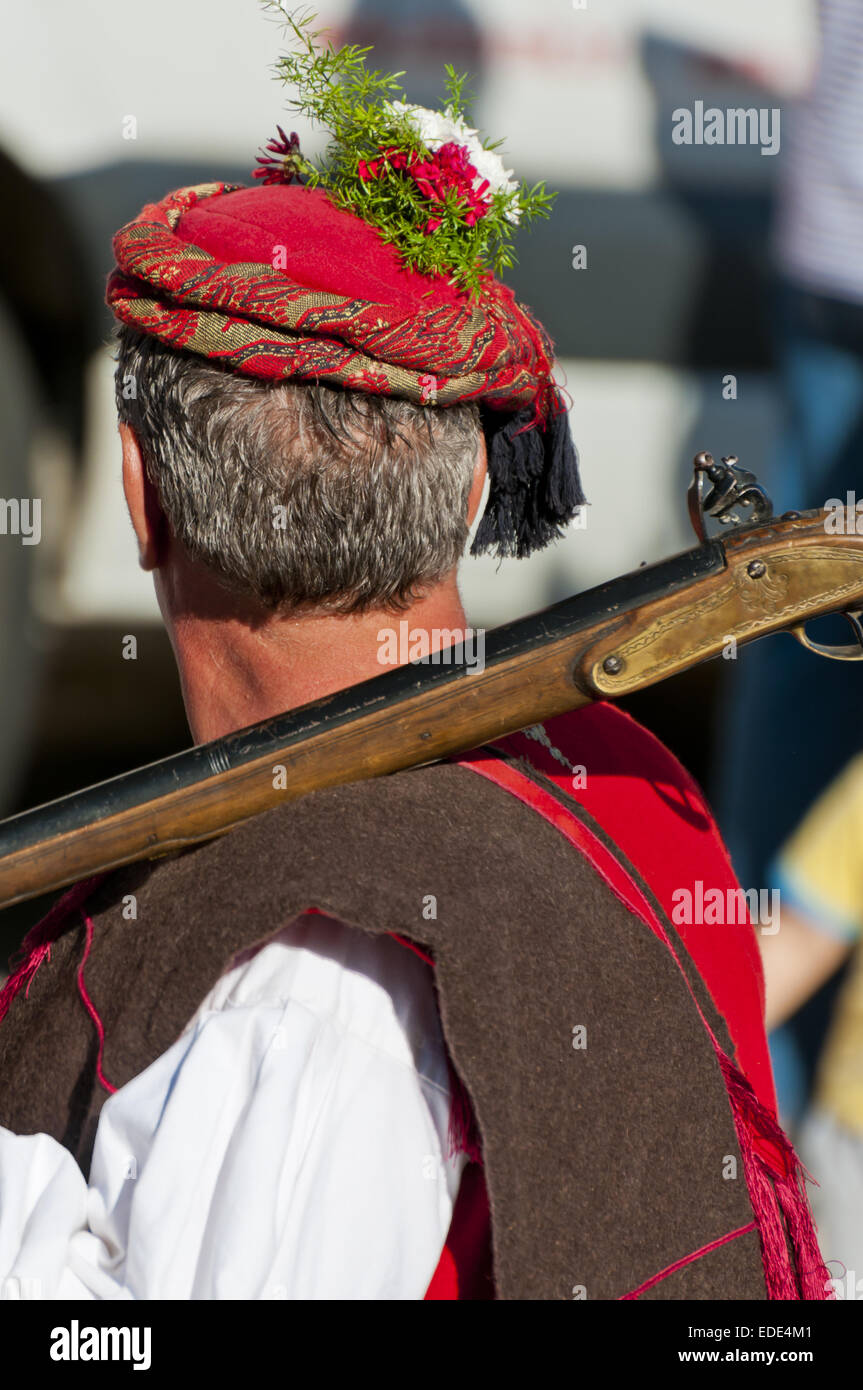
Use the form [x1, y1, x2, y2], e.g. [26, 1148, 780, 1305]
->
[2, 0, 863, 1285]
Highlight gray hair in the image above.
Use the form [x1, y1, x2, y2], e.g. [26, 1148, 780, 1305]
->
[113, 326, 481, 614]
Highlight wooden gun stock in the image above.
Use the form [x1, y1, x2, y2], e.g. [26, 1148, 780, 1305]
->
[1, 507, 862, 909]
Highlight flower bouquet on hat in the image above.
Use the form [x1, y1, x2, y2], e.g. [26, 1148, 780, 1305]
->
[258, 3, 555, 294]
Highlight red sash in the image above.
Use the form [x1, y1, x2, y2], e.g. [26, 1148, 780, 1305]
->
[423, 704, 823, 1300]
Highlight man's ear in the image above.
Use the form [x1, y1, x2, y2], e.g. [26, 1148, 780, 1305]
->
[466, 429, 488, 528]
[120, 422, 168, 571]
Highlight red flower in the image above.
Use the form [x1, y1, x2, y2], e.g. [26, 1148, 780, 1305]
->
[360, 138, 495, 234]
[253, 126, 305, 185]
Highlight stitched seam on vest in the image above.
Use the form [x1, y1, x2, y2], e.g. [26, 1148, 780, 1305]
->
[620, 1221, 759, 1300]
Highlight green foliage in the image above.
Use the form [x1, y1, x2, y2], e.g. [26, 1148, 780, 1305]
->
[260, 3, 555, 294]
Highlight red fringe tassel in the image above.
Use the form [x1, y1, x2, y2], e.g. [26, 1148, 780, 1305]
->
[717, 1050, 833, 1300]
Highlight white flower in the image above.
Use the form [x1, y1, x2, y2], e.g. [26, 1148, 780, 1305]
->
[385, 100, 521, 224]
[386, 100, 476, 149]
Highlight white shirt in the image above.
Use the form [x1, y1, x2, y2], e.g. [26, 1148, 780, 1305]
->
[0, 913, 464, 1300]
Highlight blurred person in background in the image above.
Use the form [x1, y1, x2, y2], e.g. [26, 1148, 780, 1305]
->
[761, 753, 863, 1283]
[713, 0, 863, 1124]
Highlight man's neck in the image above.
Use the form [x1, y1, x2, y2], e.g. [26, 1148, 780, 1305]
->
[164, 573, 470, 745]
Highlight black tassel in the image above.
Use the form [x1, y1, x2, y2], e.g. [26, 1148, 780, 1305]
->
[471, 397, 586, 559]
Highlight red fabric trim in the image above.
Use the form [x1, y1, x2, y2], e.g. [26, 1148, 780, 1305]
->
[0, 875, 107, 1026]
[494, 705, 776, 1114]
[619, 1222, 758, 1300]
[76, 910, 116, 1096]
[424, 1164, 494, 1301]
[384, 935, 490, 1300]
[389, 933, 435, 968]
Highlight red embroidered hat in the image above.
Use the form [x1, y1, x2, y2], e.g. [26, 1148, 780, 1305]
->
[108, 180, 557, 418]
[105, 14, 584, 557]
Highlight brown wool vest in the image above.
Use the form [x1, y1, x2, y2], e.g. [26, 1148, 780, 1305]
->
[0, 755, 768, 1300]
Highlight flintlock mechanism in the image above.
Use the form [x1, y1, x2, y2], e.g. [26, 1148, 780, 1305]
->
[687, 451, 863, 663]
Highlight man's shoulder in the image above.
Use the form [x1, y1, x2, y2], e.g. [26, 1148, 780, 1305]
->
[84, 752, 551, 943]
[546, 701, 708, 794]
[110, 703, 699, 916]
